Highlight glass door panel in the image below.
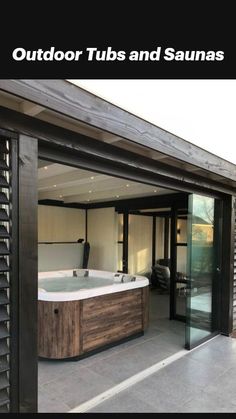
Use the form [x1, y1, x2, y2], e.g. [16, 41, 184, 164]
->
[185, 194, 221, 349]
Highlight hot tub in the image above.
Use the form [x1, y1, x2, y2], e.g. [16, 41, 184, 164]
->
[38, 269, 149, 359]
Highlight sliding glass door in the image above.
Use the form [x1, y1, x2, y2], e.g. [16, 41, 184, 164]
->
[185, 194, 222, 349]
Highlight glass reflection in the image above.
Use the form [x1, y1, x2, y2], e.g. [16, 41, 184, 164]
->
[186, 195, 216, 347]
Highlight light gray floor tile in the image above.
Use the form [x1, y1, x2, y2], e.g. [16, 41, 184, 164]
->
[203, 366, 236, 404]
[132, 368, 197, 406]
[149, 332, 184, 352]
[202, 335, 236, 353]
[188, 341, 236, 373]
[88, 387, 179, 413]
[177, 389, 236, 413]
[38, 358, 88, 385]
[41, 366, 116, 409]
[85, 341, 175, 385]
[81, 329, 183, 387]
[84, 352, 151, 384]
[38, 386, 70, 413]
[154, 354, 226, 389]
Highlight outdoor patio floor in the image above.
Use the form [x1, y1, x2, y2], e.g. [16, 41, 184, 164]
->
[88, 335, 236, 413]
[38, 289, 185, 412]
[38, 289, 236, 413]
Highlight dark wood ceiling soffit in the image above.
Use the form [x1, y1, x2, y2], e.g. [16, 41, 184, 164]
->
[0, 106, 234, 196]
[0, 80, 235, 183]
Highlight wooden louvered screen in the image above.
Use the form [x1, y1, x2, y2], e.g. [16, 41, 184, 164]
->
[0, 137, 17, 412]
[233, 199, 236, 330]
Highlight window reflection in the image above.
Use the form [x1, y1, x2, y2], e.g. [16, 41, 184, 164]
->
[187, 195, 216, 347]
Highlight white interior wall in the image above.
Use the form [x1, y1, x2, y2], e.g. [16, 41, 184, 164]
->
[38, 205, 85, 242]
[155, 217, 187, 273]
[128, 215, 152, 276]
[38, 205, 188, 275]
[87, 207, 117, 272]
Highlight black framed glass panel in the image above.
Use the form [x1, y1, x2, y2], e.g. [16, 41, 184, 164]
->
[185, 194, 221, 349]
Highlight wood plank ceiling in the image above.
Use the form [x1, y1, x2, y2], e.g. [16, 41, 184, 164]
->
[38, 160, 175, 204]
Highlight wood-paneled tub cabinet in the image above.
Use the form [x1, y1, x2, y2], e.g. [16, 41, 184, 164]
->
[38, 269, 149, 359]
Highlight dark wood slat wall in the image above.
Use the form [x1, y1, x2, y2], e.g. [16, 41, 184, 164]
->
[9, 137, 19, 413]
[220, 196, 235, 336]
[0, 137, 10, 413]
[0, 135, 18, 413]
[0, 106, 235, 196]
[233, 199, 236, 330]
[18, 135, 38, 413]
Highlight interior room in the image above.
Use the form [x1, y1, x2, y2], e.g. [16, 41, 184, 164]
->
[38, 158, 188, 326]
[37, 158, 215, 412]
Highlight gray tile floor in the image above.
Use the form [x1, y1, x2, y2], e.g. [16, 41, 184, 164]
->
[90, 335, 236, 413]
[38, 288, 236, 413]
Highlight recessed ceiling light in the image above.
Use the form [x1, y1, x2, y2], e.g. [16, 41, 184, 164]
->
[87, 199, 90, 202]
[154, 189, 157, 192]
[53, 184, 57, 187]
[44, 166, 48, 170]
[116, 195, 120, 198]
[89, 190, 92, 193]
[90, 176, 94, 180]
[59, 195, 63, 198]
[126, 184, 130, 187]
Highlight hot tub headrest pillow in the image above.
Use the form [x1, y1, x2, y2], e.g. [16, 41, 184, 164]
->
[73, 269, 88, 277]
[114, 273, 136, 283]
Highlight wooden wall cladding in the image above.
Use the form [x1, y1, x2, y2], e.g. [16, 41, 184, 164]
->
[82, 289, 143, 352]
[142, 286, 149, 330]
[38, 301, 81, 359]
[38, 287, 149, 359]
[233, 201, 236, 330]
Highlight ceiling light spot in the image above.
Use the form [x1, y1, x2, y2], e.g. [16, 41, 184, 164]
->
[53, 184, 57, 187]
[90, 176, 94, 180]
[154, 189, 157, 192]
[126, 184, 130, 187]
[116, 195, 120, 198]
[87, 199, 90, 202]
[89, 190, 92, 193]
[59, 195, 63, 198]
[44, 166, 48, 170]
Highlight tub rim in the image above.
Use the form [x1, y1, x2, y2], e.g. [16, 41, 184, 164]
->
[38, 269, 149, 302]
